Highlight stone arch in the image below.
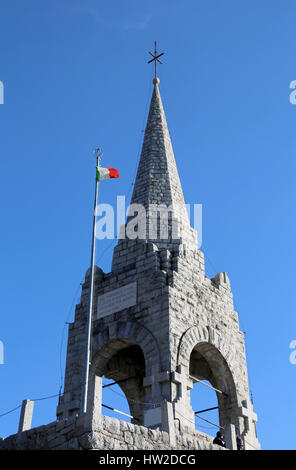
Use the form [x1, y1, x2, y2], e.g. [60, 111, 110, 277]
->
[176, 324, 235, 377]
[95, 340, 146, 423]
[88, 320, 161, 424]
[91, 320, 161, 374]
[176, 325, 240, 430]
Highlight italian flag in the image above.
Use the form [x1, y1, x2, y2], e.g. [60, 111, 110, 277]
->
[96, 165, 119, 181]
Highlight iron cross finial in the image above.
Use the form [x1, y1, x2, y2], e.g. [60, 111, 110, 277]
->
[147, 41, 164, 81]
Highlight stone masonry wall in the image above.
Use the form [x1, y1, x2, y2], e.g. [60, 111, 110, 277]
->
[0, 415, 225, 451]
[169, 245, 249, 396]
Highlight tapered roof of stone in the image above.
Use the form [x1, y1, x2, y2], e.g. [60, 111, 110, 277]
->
[130, 80, 188, 213]
[112, 78, 197, 265]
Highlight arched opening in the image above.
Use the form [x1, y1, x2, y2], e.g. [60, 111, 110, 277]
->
[190, 379, 219, 437]
[189, 342, 237, 437]
[92, 340, 146, 425]
[102, 379, 132, 423]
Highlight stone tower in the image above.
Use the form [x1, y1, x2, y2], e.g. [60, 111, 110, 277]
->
[54, 76, 260, 451]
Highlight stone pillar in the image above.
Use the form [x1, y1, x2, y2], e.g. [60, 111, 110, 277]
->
[18, 400, 34, 434]
[171, 365, 195, 431]
[224, 423, 237, 450]
[161, 400, 176, 447]
[143, 367, 171, 429]
[85, 371, 102, 430]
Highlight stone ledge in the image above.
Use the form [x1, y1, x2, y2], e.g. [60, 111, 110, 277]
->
[0, 415, 226, 451]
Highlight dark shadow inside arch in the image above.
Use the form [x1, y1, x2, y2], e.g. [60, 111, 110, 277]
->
[189, 342, 238, 434]
[94, 340, 146, 425]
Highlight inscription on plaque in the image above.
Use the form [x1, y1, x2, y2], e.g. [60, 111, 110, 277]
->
[97, 281, 137, 319]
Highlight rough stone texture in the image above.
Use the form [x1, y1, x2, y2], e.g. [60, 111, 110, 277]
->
[0, 415, 225, 451]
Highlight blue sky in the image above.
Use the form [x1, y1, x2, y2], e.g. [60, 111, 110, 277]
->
[0, 0, 295, 449]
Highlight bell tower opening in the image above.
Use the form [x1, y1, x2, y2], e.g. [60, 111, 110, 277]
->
[94, 342, 146, 425]
[102, 379, 133, 424]
[191, 379, 220, 437]
[189, 342, 237, 435]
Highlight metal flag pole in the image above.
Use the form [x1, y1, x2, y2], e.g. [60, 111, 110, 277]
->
[80, 147, 102, 414]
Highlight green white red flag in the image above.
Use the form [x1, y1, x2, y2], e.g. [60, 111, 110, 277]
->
[96, 165, 119, 181]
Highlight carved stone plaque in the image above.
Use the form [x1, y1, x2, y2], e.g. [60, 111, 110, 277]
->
[97, 281, 137, 319]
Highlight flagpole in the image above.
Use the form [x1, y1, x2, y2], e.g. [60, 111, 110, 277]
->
[80, 148, 102, 414]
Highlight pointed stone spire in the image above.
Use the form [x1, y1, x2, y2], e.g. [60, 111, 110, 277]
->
[127, 78, 197, 250]
[112, 77, 197, 276]
[130, 79, 185, 211]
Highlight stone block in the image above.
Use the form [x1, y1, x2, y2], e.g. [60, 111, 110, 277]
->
[123, 431, 133, 445]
